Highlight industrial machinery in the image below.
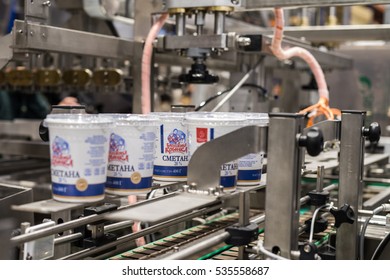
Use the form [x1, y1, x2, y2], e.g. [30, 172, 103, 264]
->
[1, 0, 390, 261]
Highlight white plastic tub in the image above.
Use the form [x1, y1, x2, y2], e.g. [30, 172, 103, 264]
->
[44, 114, 113, 202]
[237, 113, 269, 186]
[151, 112, 189, 182]
[184, 112, 246, 191]
[101, 114, 159, 195]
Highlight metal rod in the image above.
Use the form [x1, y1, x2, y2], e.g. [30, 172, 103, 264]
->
[238, 191, 250, 260]
[104, 221, 134, 233]
[211, 58, 262, 112]
[175, 13, 186, 36]
[11, 192, 177, 245]
[300, 183, 338, 205]
[12, 214, 100, 245]
[60, 204, 222, 260]
[316, 165, 325, 193]
[164, 232, 231, 260]
[214, 11, 225, 35]
[54, 233, 83, 246]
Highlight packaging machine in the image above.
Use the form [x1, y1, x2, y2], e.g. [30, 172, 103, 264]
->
[1, 0, 390, 261]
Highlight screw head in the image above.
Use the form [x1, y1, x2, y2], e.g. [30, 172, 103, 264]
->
[303, 244, 311, 253]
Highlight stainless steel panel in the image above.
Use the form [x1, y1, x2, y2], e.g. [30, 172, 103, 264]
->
[0, 183, 33, 225]
[11, 199, 86, 214]
[0, 120, 41, 141]
[336, 111, 365, 260]
[106, 192, 219, 223]
[264, 114, 304, 259]
[242, 0, 390, 9]
[0, 140, 49, 159]
[273, 25, 390, 43]
[25, 0, 49, 22]
[12, 20, 134, 59]
[0, 34, 12, 70]
[165, 0, 238, 9]
[160, 34, 230, 50]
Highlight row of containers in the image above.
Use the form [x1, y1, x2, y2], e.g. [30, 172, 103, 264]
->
[44, 112, 269, 203]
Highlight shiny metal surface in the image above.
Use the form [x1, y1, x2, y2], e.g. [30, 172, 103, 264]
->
[242, 0, 390, 9]
[264, 113, 305, 259]
[158, 33, 232, 50]
[0, 140, 49, 159]
[0, 34, 12, 70]
[187, 125, 267, 190]
[165, 0, 238, 9]
[0, 183, 33, 225]
[336, 111, 365, 260]
[106, 192, 220, 223]
[12, 20, 134, 59]
[0, 120, 41, 141]
[273, 25, 390, 43]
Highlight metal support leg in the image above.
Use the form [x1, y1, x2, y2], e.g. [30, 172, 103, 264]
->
[336, 110, 365, 260]
[238, 191, 250, 260]
[264, 113, 305, 259]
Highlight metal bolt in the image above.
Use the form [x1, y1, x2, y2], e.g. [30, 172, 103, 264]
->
[30, 31, 34, 36]
[231, 0, 239, 4]
[208, 187, 216, 195]
[41, 33, 46, 38]
[182, 185, 189, 193]
[237, 37, 251, 47]
[173, 246, 179, 252]
[42, 1, 51, 7]
[18, 29, 23, 34]
[303, 244, 311, 253]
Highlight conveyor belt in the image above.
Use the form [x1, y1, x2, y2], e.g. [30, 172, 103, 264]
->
[208, 211, 335, 260]
[109, 211, 261, 260]
[109, 209, 334, 260]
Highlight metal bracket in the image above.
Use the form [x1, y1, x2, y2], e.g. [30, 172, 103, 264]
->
[25, 0, 50, 23]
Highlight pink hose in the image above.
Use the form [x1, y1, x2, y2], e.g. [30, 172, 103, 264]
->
[270, 8, 329, 100]
[141, 13, 169, 114]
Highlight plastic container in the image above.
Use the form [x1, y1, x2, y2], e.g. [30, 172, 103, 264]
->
[151, 112, 189, 182]
[184, 112, 246, 191]
[101, 114, 159, 195]
[44, 114, 113, 203]
[237, 113, 269, 186]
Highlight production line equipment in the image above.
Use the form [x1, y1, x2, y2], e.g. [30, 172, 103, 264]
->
[1, 0, 390, 261]
[2, 110, 389, 260]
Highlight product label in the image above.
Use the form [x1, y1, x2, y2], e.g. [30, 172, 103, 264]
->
[153, 123, 189, 181]
[106, 127, 156, 194]
[237, 153, 264, 185]
[196, 128, 208, 143]
[51, 136, 73, 167]
[50, 129, 109, 199]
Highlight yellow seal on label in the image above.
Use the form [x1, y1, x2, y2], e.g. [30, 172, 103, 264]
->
[130, 172, 142, 184]
[76, 178, 88, 192]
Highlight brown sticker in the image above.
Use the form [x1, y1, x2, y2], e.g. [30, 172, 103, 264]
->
[76, 178, 88, 192]
[130, 172, 142, 184]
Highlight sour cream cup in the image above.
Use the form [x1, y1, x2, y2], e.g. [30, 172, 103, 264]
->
[184, 112, 246, 191]
[237, 113, 269, 186]
[44, 114, 113, 203]
[101, 114, 159, 195]
[151, 112, 189, 182]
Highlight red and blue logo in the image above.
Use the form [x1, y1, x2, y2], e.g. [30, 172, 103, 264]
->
[109, 133, 129, 162]
[165, 129, 187, 154]
[51, 136, 73, 167]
